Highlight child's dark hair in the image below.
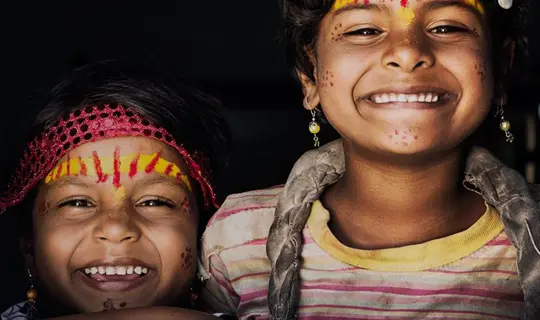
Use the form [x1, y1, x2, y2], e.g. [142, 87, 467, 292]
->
[279, 0, 534, 95]
[9, 60, 231, 238]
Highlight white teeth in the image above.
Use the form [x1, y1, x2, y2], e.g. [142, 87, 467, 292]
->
[134, 266, 142, 275]
[116, 266, 127, 275]
[84, 265, 148, 276]
[127, 266, 134, 275]
[370, 93, 440, 104]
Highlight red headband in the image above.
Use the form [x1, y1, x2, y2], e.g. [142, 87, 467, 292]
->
[0, 103, 218, 214]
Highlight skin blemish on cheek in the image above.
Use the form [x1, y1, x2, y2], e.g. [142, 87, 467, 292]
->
[320, 70, 335, 89]
[180, 247, 194, 272]
[474, 62, 486, 83]
[331, 23, 344, 42]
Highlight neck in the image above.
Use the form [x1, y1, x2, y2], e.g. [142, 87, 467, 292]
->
[323, 143, 485, 249]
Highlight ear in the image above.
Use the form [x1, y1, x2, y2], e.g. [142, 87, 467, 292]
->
[297, 49, 321, 111]
[495, 38, 516, 105]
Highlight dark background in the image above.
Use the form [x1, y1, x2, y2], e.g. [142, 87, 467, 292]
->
[0, 0, 539, 309]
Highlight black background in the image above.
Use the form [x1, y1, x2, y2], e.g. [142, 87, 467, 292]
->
[0, 0, 538, 309]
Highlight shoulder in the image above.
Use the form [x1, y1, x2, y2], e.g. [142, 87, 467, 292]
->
[530, 184, 540, 203]
[1, 302, 32, 320]
[202, 185, 282, 257]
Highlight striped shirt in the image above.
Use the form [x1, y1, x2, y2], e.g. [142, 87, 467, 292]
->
[200, 186, 524, 319]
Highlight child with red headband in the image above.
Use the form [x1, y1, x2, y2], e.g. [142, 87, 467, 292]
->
[0, 61, 232, 319]
[200, 0, 539, 319]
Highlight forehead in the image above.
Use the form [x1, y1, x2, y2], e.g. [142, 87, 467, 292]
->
[58, 136, 182, 163]
[332, 0, 485, 13]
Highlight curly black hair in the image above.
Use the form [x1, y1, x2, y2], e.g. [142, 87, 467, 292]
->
[279, 0, 534, 96]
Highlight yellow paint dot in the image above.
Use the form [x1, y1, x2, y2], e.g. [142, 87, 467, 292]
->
[113, 186, 126, 203]
[397, 7, 415, 26]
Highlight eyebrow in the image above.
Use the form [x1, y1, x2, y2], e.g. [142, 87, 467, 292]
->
[133, 175, 187, 190]
[44, 177, 94, 192]
[422, 0, 483, 15]
[333, 3, 387, 16]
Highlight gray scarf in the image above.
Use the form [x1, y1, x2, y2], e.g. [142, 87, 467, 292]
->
[267, 139, 540, 319]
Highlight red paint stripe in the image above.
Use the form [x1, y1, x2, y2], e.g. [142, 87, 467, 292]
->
[129, 153, 140, 179]
[79, 157, 87, 176]
[66, 153, 71, 176]
[164, 163, 174, 176]
[55, 162, 63, 179]
[92, 151, 108, 183]
[113, 146, 121, 189]
[145, 152, 161, 173]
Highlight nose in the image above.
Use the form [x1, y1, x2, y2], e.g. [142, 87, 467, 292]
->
[93, 208, 141, 244]
[382, 34, 435, 73]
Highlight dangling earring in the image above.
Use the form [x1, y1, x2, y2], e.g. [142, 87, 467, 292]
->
[189, 274, 205, 308]
[25, 268, 38, 313]
[497, 99, 514, 143]
[304, 98, 321, 148]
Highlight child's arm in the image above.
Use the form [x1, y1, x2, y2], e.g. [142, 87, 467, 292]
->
[47, 307, 218, 320]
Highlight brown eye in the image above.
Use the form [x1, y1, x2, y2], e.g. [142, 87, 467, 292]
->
[139, 199, 175, 208]
[58, 199, 94, 208]
[344, 28, 381, 36]
[430, 25, 468, 34]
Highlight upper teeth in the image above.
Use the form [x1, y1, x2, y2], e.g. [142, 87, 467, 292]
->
[84, 266, 148, 276]
[371, 93, 440, 104]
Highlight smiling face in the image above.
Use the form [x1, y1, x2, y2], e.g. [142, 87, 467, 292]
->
[302, 0, 495, 157]
[28, 137, 197, 312]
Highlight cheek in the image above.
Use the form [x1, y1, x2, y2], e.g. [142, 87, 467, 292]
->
[153, 225, 197, 280]
[33, 223, 80, 281]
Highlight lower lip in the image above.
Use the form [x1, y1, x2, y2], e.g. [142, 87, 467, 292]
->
[75, 270, 154, 292]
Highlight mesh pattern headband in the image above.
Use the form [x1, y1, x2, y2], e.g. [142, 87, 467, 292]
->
[0, 103, 218, 213]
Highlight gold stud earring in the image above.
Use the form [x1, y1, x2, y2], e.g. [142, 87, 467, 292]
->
[497, 99, 514, 143]
[305, 98, 320, 148]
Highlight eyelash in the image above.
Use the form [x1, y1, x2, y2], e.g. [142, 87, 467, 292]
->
[58, 198, 95, 208]
[344, 28, 382, 37]
[138, 198, 176, 208]
[430, 25, 470, 34]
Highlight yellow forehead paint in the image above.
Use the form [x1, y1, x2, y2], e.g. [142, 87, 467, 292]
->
[45, 151, 192, 191]
[333, 0, 358, 11]
[464, 0, 485, 14]
[397, 6, 415, 26]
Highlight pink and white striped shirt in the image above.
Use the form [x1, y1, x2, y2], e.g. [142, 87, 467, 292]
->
[200, 186, 524, 319]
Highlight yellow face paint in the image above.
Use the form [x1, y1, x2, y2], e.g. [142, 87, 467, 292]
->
[113, 185, 126, 203]
[464, 0, 485, 14]
[45, 152, 192, 191]
[333, 0, 358, 11]
[397, 6, 415, 26]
